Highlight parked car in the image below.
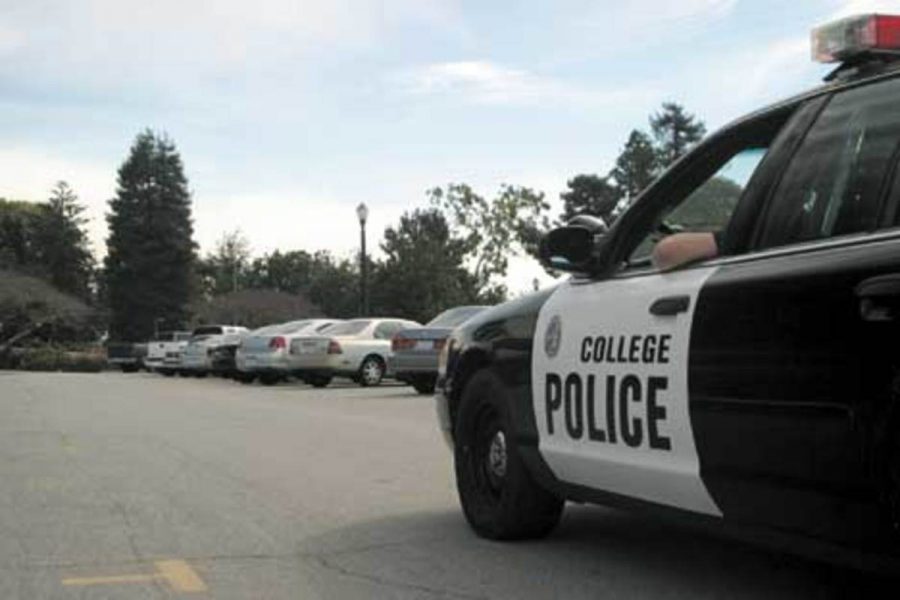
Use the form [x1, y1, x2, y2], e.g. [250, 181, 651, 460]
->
[234, 319, 341, 384]
[391, 306, 489, 394]
[288, 318, 420, 388]
[106, 341, 143, 373]
[145, 330, 192, 376]
[180, 325, 249, 377]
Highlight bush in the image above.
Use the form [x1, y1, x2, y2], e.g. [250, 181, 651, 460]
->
[13, 347, 104, 372]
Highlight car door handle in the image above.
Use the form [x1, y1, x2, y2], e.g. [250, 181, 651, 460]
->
[649, 295, 690, 316]
[856, 274, 900, 321]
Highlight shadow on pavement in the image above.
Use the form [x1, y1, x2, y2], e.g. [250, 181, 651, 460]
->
[296, 506, 887, 599]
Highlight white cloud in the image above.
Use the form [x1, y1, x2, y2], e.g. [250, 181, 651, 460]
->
[398, 60, 653, 107]
[827, 0, 900, 20]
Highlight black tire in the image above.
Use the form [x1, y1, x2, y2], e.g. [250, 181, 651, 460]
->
[194, 371, 208, 378]
[309, 375, 332, 388]
[413, 376, 436, 395]
[358, 356, 385, 387]
[259, 373, 281, 386]
[454, 369, 564, 540]
[120, 364, 139, 373]
[160, 369, 175, 377]
[177, 370, 191, 378]
[234, 372, 256, 384]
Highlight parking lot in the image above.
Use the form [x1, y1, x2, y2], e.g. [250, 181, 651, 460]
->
[0, 371, 884, 599]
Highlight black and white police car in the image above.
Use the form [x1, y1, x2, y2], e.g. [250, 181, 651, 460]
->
[436, 14, 900, 567]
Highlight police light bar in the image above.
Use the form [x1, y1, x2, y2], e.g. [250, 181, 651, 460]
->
[812, 14, 900, 63]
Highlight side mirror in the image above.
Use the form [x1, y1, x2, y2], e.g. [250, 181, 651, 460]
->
[539, 221, 605, 273]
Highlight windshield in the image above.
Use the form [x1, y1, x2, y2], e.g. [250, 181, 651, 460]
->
[320, 320, 370, 336]
[426, 306, 487, 328]
[192, 326, 223, 336]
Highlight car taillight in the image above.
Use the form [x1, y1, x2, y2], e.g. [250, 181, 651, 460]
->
[391, 335, 416, 351]
[327, 339, 342, 354]
[269, 336, 286, 350]
[433, 338, 447, 351]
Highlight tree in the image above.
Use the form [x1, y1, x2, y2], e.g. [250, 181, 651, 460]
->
[199, 229, 251, 297]
[0, 199, 44, 269]
[192, 289, 322, 329]
[31, 182, 94, 299]
[371, 209, 484, 323]
[429, 183, 550, 298]
[650, 102, 706, 167]
[104, 130, 196, 341]
[559, 174, 622, 224]
[611, 130, 660, 202]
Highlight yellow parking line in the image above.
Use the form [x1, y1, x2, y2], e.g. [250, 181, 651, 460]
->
[156, 559, 208, 592]
[62, 558, 207, 593]
[62, 573, 159, 586]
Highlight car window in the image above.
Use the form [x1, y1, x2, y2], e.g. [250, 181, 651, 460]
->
[193, 326, 223, 336]
[757, 77, 900, 249]
[322, 320, 370, 336]
[426, 306, 486, 327]
[374, 321, 406, 339]
[628, 147, 770, 266]
[314, 321, 337, 332]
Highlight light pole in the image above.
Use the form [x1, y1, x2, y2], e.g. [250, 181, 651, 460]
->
[356, 202, 369, 316]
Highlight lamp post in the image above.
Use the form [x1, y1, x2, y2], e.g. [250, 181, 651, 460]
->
[356, 202, 369, 316]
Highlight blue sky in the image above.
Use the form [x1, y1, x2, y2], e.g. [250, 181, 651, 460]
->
[0, 0, 893, 293]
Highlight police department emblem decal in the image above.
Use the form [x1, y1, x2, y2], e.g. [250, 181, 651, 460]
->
[544, 315, 562, 358]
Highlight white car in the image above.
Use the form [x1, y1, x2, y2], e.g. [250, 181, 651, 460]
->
[234, 319, 341, 385]
[145, 331, 192, 375]
[180, 325, 249, 377]
[288, 318, 421, 388]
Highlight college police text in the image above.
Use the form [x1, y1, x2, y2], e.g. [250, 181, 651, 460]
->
[545, 334, 672, 451]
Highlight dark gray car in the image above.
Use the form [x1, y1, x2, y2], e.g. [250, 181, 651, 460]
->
[390, 306, 489, 394]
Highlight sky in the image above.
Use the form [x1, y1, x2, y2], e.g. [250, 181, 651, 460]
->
[0, 0, 895, 294]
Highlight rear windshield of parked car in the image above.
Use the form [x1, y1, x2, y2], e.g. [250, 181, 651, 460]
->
[427, 306, 485, 328]
[321, 320, 370, 336]
[192, 326, 224, 336]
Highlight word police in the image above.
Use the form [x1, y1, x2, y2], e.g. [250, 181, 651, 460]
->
[545, 333, 674, 451]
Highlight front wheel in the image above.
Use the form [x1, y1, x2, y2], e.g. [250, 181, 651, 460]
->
[454, 369, 564, 540]
[358, 356, 385, 387]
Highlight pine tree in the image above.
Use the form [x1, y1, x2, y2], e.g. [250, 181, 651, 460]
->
[104, 130, 196, 341]
[33, 181, 94, 299]
[610, 130, 661, 201]
[650, 102, 706, 167]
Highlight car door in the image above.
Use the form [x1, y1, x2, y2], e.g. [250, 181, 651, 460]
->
[689, 75, 900, 543]
[532, 102, 804, 517]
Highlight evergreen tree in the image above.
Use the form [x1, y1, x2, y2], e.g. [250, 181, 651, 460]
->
[104, 130, 196, 341]
[611, 130, 661, 201]
[371, 209, 484, 323]
[33, 181, 94, 299]
[559, 174, 622, 225]
[650, 102, 706, 167]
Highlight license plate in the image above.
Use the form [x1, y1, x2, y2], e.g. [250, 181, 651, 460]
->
[415, 340, 432, 351]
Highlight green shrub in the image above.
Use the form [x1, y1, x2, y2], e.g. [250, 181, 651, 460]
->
[14, 347, 104, 373]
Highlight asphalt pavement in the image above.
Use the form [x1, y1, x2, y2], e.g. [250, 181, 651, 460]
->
[0, 371, 884, 599]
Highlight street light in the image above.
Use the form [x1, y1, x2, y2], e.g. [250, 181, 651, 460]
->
[356, 202, 369, 316]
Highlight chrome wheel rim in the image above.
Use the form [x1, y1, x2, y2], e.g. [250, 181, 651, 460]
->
[363, 360, 382, 384]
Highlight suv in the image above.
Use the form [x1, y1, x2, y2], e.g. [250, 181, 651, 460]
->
[437, 14, 900, 566]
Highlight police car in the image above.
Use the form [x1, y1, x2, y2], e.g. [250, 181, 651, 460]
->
[436, 14, 900, 565]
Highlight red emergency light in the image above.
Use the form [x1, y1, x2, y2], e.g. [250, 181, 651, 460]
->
[812, 14, 900, 63]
